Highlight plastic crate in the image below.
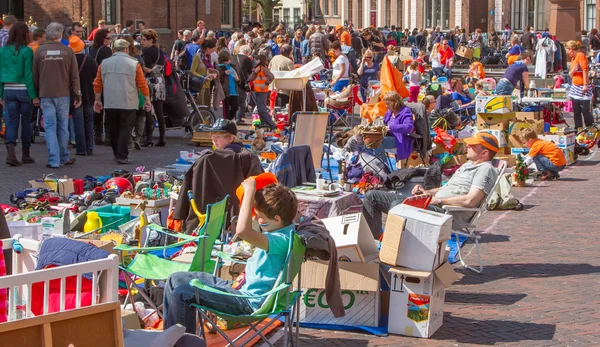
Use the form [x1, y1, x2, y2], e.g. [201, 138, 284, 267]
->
[89, 205, 131, 233]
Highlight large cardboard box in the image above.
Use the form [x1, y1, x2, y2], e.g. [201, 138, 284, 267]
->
[452, 139, 467, 155]
[478, 129, 508, 148]
[398, 153, 430, 168]
[538, 134, 576, 149]
[321, 213, 379, 263]
[516, 111, 543, 121]
[475, 96, 513, 114]
[456, 46, 474, 59]
[476, 113, 514, 130]
[388, 262, 458, 338]
[507, 133, 525, 148]
[380, 205, 452, 271]
[563, 145, 576, 165]
[299, 260, 381, 327]
[121, 309, 141, 329]
[495, 155, 516, 167]
[441, 154, 467, 169]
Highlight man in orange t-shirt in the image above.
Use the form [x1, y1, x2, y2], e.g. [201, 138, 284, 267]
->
[28, 28, 46, 53]
[522, 128, 566, 180]
[439, 39, 455, 78]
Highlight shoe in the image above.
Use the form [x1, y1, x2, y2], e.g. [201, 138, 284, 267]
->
[134, 141, 141, 150]
[115, 158, 132, 164]
[94, 137, 104, 146]
[21, 147, 35, 164]
[6, 144, 22, 166]
[156, 140, 166, 147]
[46, 164, 59, 169]
[76, 152, 87, 156]
[141, 141, 154, 147]
[63, 158, 76, 165]
[87, 149, 93, 155]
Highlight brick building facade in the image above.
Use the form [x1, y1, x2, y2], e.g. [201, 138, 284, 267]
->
[2, 0, 243, 48]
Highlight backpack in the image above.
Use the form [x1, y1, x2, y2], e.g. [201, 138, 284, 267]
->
[256, 44, 273, 61]
[269, 42, 280, 56]
[177, 45, 190, 70]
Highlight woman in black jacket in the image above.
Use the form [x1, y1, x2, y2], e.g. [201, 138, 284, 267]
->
[141, 29, 167, 147]
[89, 29, 112, 145]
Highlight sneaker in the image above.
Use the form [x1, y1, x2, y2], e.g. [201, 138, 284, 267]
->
[63, 158, 76, 165]
[115, 158, 132, 164]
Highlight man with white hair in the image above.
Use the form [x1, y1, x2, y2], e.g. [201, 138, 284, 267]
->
[33, 22, 81, 168]
[232, 45, 253, 124]
[93, 39, 151, 164]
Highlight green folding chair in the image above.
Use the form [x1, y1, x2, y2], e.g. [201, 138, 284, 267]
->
[190, 230, 306, 347]
[116, 195, 229, 319]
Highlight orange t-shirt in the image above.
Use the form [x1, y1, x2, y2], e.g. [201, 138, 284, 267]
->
[340, 31, 351, 46]
[528, 139, 567, 167]
[28, 42, 39, 53]
[570, 52, 588, 86]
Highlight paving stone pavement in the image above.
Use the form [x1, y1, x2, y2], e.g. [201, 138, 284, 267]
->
[0, 129, 197, 203]
[275, 152, 600, 346]
[2, 130, 599, 346]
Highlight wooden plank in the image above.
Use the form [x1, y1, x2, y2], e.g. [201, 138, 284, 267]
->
[42, 323, 52, 347]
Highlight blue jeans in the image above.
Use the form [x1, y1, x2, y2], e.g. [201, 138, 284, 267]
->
[254, 92, 276, 128]
[71, 104, 94, 154]
[362, 190, 405, 240]
[533, 154, 565, 175]
[496, 79, 514, 95]
[333, 79, 350, 93]
[4, 89, 32, 148]
[41, 97, 71, 167]
[443, 67, 453, 79]
[429, 67, 445, 78]
[163, 272, 254, 334]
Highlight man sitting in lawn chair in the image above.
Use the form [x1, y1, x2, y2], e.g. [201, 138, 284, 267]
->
[163, 180, 298, 333]
[363, 132, 499, 238]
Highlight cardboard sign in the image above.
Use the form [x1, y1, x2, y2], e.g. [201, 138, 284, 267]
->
[381, 205, 452, 271]
[300, 261, 381, 327]
[475, 95, 513, 114]
[388, 262, 458, 338]
[321, 213, 379, 263]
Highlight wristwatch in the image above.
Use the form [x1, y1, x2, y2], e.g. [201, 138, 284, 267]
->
[437, 198, 443, 205]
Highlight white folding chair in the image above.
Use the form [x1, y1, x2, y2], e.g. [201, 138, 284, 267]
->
[442, 159, 507, 274]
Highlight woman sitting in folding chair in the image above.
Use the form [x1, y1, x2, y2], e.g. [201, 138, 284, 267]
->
[382, 91, 414, 162]
[163, 180, 299, 334]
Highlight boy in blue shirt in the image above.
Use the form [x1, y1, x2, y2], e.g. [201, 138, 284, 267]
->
[163, 180, 298, 333]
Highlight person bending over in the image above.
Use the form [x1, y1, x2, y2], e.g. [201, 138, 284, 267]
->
[163, 180, 299, 333]
[521, 128, 566, 180]
[363, 132, 499, 239]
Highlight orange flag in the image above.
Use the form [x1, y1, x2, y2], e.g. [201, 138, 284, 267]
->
[360, 56, 410, 122]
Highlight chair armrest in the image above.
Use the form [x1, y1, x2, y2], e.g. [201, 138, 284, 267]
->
[214, 251, 248, 265]
[114, 235, 207, 252]
[442, 205, 481, 212]
[189, 279, 290, 298]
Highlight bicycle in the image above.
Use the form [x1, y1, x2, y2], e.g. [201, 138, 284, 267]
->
[175, 70, 217, 133]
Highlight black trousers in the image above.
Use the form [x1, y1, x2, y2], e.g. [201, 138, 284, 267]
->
[223, 95, 239, 120]
[105, 109, 136, 160]
[572, 99, 593, 129]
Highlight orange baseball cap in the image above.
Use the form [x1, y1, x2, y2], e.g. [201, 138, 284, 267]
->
[464, 132, 499, 152]
[335, 25, 343, 32]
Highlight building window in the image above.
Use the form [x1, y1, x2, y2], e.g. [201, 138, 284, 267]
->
[536, 0, 545, 30]
[587, 0, 597, 30]
[294, 8, 301, 24]
[105, 0, 117, 24]
[221, 0, 231, 24]
[348, 0, 353, 25]
[526, 0, 535, 29]
[385, 0, 391, 26]
[434, 0, 441, 28]
[443, 0, 450, 29]
[424, 0, 432, 28]
[358, 0, 363, 28]
[316, 0, 322, 16]
[397, 0, 402, 29]
[324, 0, 329, 15]
[274, 8, 280, 23]
[512, 0, 522, 30]
[333, 0, 339, 16]
[284, 8, 290, 24]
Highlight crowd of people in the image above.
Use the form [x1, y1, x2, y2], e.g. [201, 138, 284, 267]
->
[0, 14, 597, 168]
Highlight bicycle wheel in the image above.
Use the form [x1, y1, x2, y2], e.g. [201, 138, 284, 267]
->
[189, 107, 216, 130]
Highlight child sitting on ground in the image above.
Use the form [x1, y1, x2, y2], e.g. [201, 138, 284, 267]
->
[521, 128, 567, 181]
[163, 180, 299, 333]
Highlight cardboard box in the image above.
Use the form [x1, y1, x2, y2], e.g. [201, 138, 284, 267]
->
[441, 154, 467, 169]
[388, 262, 458, 338]
[121, 309, 141, 329]
[76, 239, 117, 255]
[398, 153, 430, 168]
[478, 129, 507, 148]
[475, 96, 513, 114]
[516, 111, 543, 121]
[495, 155, 516, 167]
[381, 205, 452, 271]
[456, 46, 474, 59]
[476, 113, 514, 130]
[563, 145, 576, 165]
[29, 178, 75, 199]
[299, 260, 381, 327]
[321, 213, 379, 263]
[507, 133, 525, 148]
[538, 134, 576, 149]
[399, 47, 413, 57]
